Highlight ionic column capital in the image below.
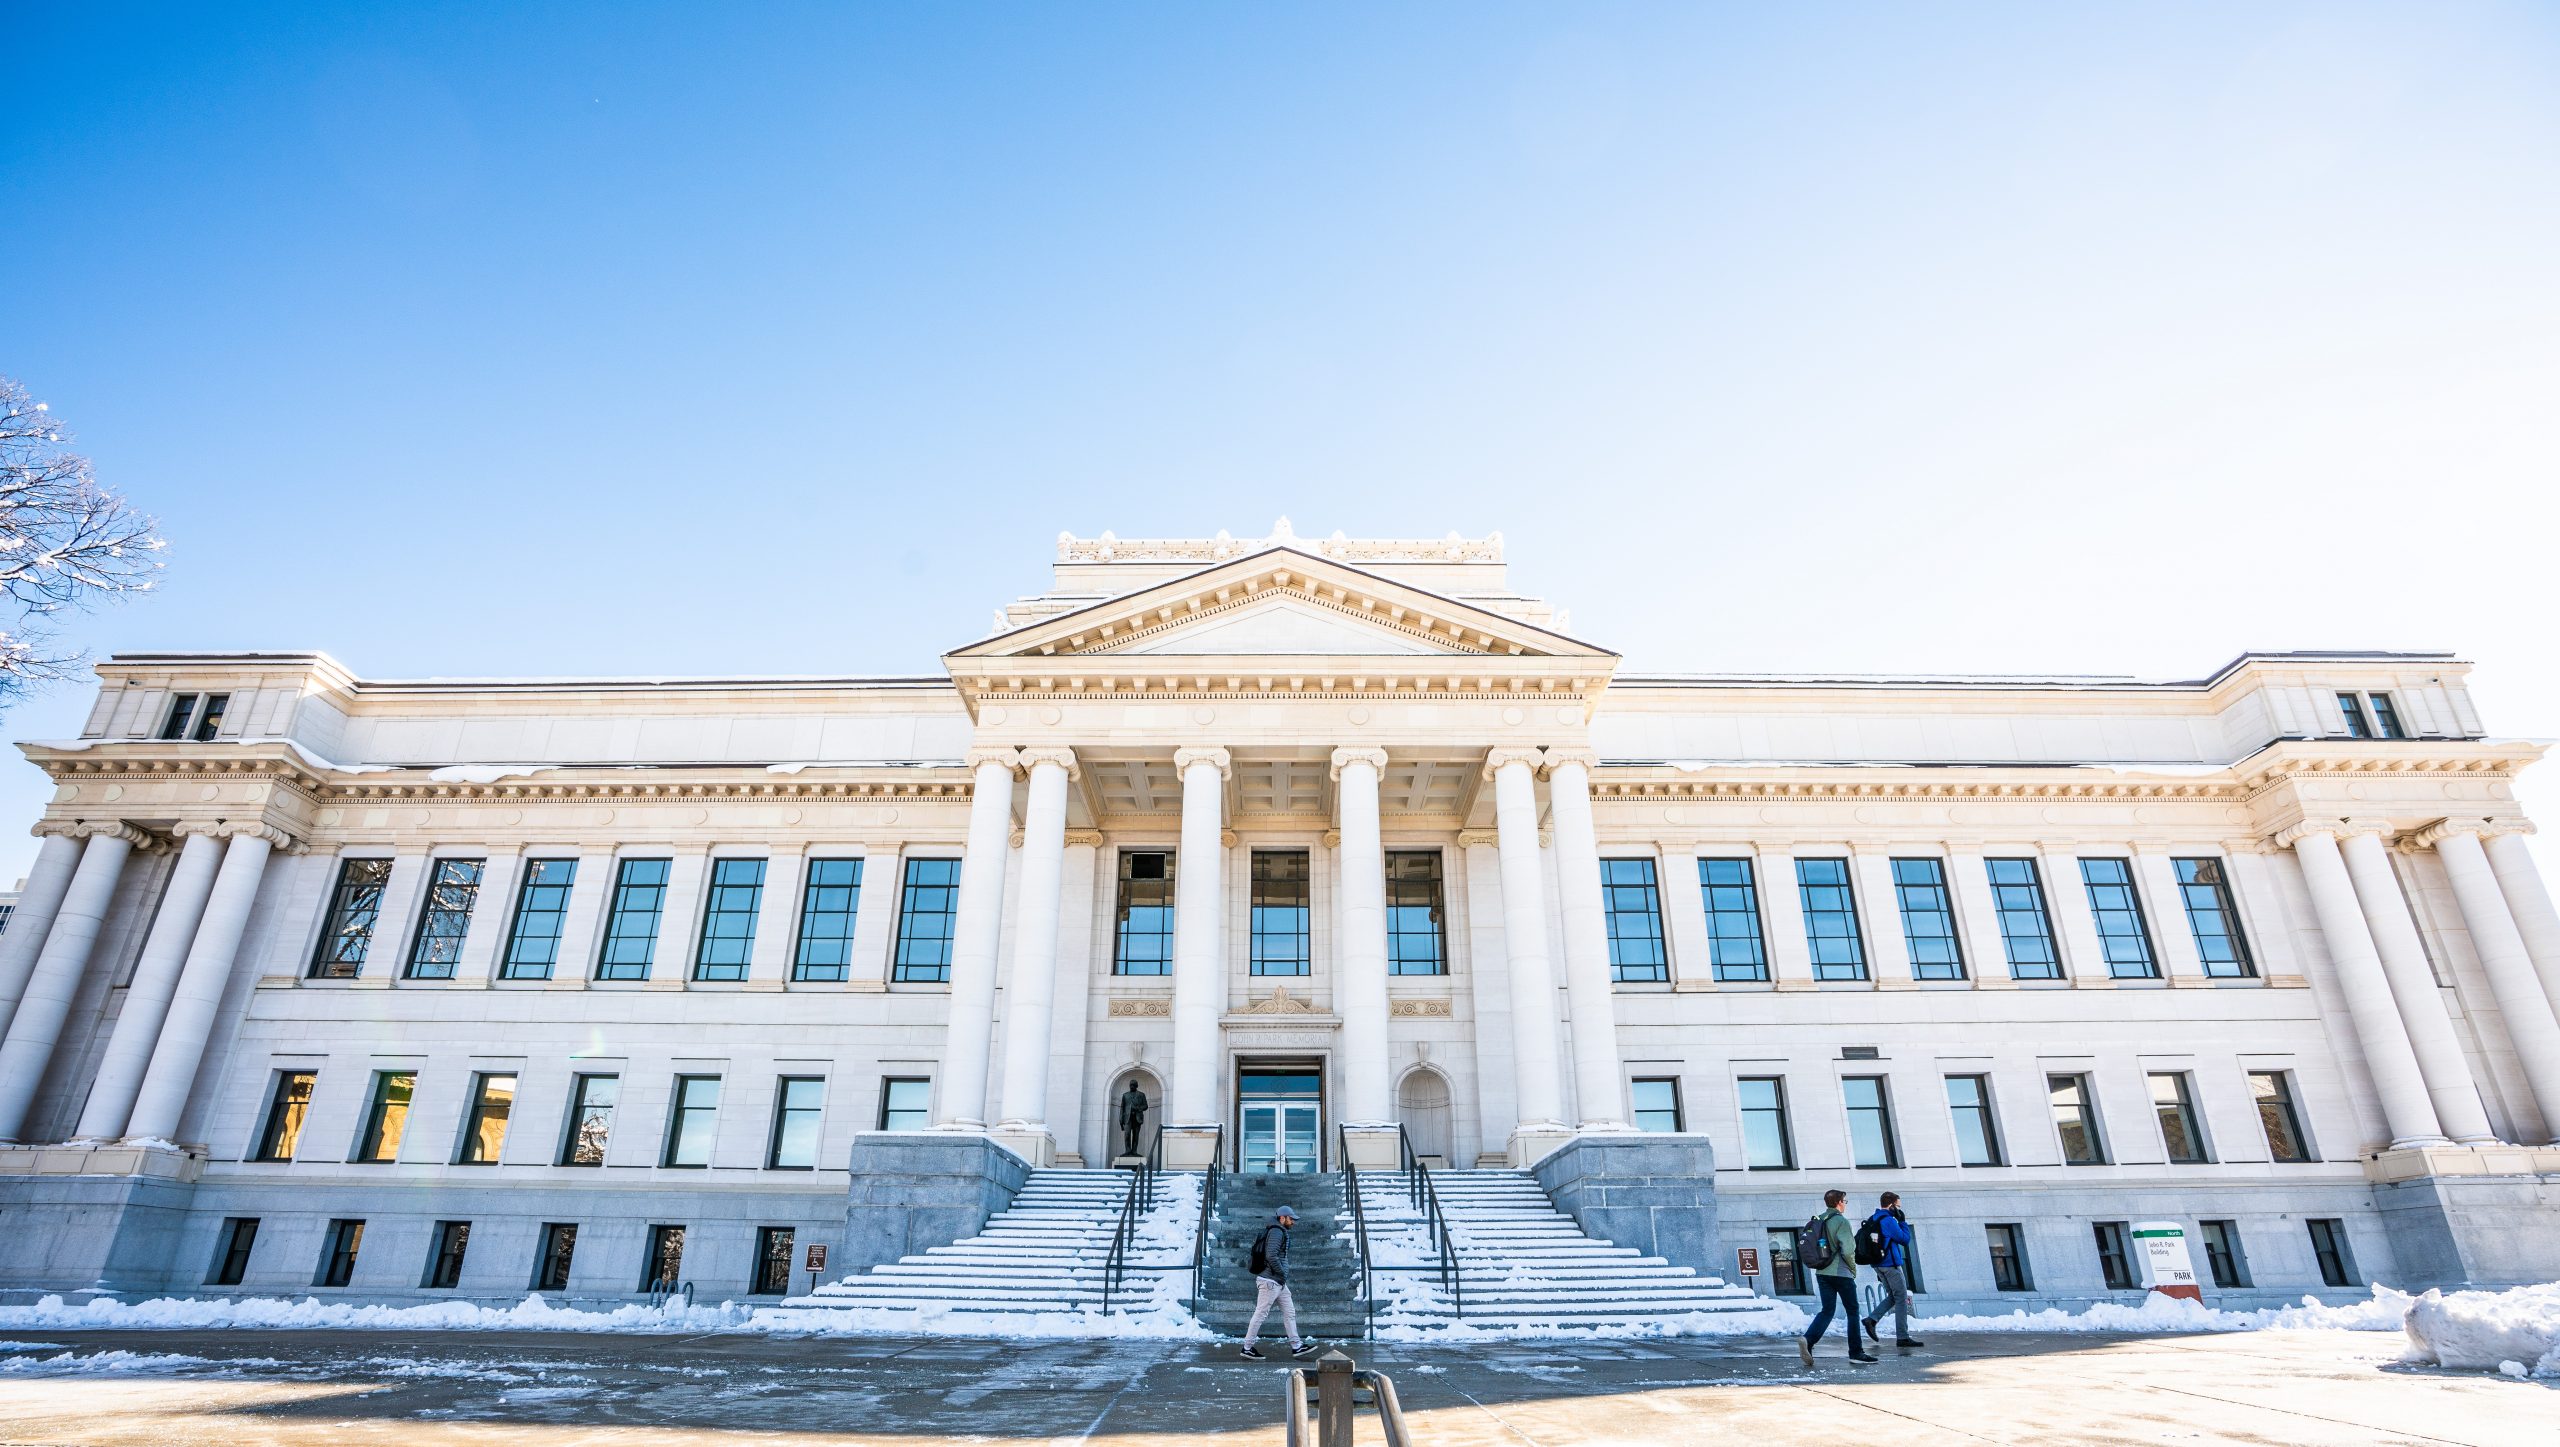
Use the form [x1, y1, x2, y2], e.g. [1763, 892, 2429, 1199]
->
[171, 820, 301, 852]
[1173, 745, 1232, 779]
[2271, 821, 2338, 851]
[69, 820, 159, 851]
[2404, 816, 2530, 851]
[1482, 746, 1545, 781]
[1456, 830, 1501, 849]
[1539, 746, 1600, 777]
[1016, 745, 1080, 780]
[964, 745, 1024, 777]
[1062, 829, 1105, 848]
[1328, 745, 1388, 780]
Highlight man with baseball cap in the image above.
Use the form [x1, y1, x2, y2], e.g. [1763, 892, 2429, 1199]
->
[1240, 1205, 1316, 1359]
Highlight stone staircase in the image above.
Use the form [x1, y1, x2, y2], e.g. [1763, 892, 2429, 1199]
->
[762, 1168, 1197, 1325]
[1198, 1171, 1369, 1341]
[1357, 1168, 1770, 1331]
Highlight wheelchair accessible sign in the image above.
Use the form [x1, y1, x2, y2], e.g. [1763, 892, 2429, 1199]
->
[2134, 1222, 2202, 1301]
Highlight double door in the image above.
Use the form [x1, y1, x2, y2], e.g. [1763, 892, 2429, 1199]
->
[1238, 1066, 1321, 1173]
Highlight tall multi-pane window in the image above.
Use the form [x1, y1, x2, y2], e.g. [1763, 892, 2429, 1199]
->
[1985, 1224, 2032, 1291]
[2150, 1072, 2210, 1163]
[2047, 1073, 2107, 1164]
[2368, 693, 2406, 739]
[2200, 1220, 2249, 1287]
[191, 693, 230, 740]
[499, 858, 578, 981]
[208, 1218, 260, 1286]
[1891, 858, 1965, 981]
[1945, 1074, 2002, 1166]
[753, 1226, 797, 1295]
[2078, 859, 2158, 979]
[2337, 692, 2375, 738]
[1600, 859, 1668, 983]
[1249, 851, 1311, 976]
[595, 858, 671, 981]
[1738, 1076, 1795, 1169]
[354, 1071, 414, 1163]
[2173, 858, 2255, 978]
[1697, 859, 1768, 982]
[692, 858, 766, 982]
[159, 693, 201, 740]
[1985, 858, 2061, 979]
[254, 1070, 316, 1161]
[1385, 852, 1447, 975]
[559, 1073, 617, 1166]
[663, 1075, 721, 1167]
[1114, 851, 1177, 976]
[405, 859, 485, 979]
[2307, 1219, 2357, 1288]
[2092, 1222, 2135, 1289]
[892, 858, 961, 983]
[1842, 1076, 1900, 1167]
[1630, 1078, 1683, 1133]
[423, 1221, 470, 1289]
[641, 1225, 685, 1291]
[316, 1219, 364, 1288]
[878, 1076, 932, 1131]
[1796, 859, 1867, 980]
[792, 859, 863, 982]
[2250, 1071, 2314, 1162]
[768, 1076, 825, 1169]
[309, 858, 393, 978]
[458, 1073, 516, 1164]
[533, 1223, 578, 1291]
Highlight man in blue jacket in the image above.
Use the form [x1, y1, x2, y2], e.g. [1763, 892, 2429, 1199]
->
[1861, 1192, 1925, 1350]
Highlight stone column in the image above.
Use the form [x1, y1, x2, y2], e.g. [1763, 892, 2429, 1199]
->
[0, 824, 150, 1143]
[1850, 845, 1914, 988]
[1488, 748, 1569, 1162]
[1331, 747, 1393, 1122]
[123, 829, 285, 1145]
[1945, 848, 2011, 987]
[453, 849, 522, 983]
[2421, 823, 2560, 1141]
[746, 848, 806, 990]
[992, 748, 1076, 1165]
[2134, 846, 2208, 983]
[936, 747, 1021, 1131]
[1543, 750, 1629, 1131]
[71, 829, 225, 1140]
[1758, 846, 1815, 988]
[0, 831, 86, 1038]
[2338, 828, 2496, 1143]
[2042, 845, 2107, 983]
[2484, 830, 2560, 1016]
[1163, 746, 1231, 1167]
[2281, 826, 2445, 1148]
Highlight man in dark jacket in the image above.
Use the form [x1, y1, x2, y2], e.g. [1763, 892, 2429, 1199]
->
[1861, 1191, 1925, 1350]
[1798, 1188, 1875, 1366]
[1240, 1206, 1315, 1359]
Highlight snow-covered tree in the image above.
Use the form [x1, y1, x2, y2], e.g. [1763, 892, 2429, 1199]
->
[0, 377, 164, 707]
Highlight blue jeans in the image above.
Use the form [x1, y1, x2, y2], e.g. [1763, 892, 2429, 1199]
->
[1803, 1274, 1867, 1353]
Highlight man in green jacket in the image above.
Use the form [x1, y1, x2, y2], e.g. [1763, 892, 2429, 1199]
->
[1798, 1188, 1876, 1366]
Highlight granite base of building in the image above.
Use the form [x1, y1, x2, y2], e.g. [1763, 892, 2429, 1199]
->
[840, 1131, 1030, 1273]
[0, 1143, 207, 1296]
[2369, 1145, 2560, 1292]
[1530, 1132, 1720, 1275]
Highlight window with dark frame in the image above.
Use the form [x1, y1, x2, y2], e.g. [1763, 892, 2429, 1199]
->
[2250, 1071, 2313, 1162]
[1385, 851, 1448, 976]
[753, 1226, 797, 1295]
[1945, 1074, 2003, 1165]
[1765, 1227, 1807, 1295]
[533, 1223, 578, 1291]
[641, 1224, 685, 1291]
[2307, 1219, 2357, 1288]
[664, 1075, 721, 1167]
[2337, 692, 2375, 738]
[159, 692, 200, 740]
[2048, 1072, 2107, 1164]
[1985, 1223, 2032, 1291]
[2200, 1219, 2249, 1287]
[1249, 851, 1311, 976]
[191, 693, 230, 741]
[768, 1076, 825, 1169]
[1738, 1076, 1795, 1169]
[2368, 693, 2406, 739]
[2078, 859, 2158, 979]
[792, 859, 863, 982]
[1985, 858, 2062, 979]
[308, 858, 393, 978]
[458, 1073, 516, 1164]
[2092, 1221, 2135, 1290]
[1114, 851, 1177, 976]
[208, 1218, 259, 1286]
[1698, 859, 1769, 982]
[2149, 1072, 2210, 1163]
[1601, 858, 1669, 983]
[1842, 1075, 1900, 1167]
[595, 858, 671, 981]
[1891, 858, 1966, 980]
[892, 858, 961, 983]
[423, 1221, 470, 1289]
[500, 858, 578, 980]
[1630, 1077, 1683, 1132]
[559, 1073, 618, 1166]
[1795, 858, 1867, 980]
[692, 858, 766, 981]
[878, 1076, 931, 1131]
[405, 859, 485, 979]
[254, 1070, 316, 1161]
[2172, 858, 2255, 978]
[316, 1218, 364, 1287]
[354, 1070, 414, 1163]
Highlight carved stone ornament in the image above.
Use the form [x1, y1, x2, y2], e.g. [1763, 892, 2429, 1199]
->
[964, 745, 1024, 776]
[1172, 745, 1233, 780]
[1239, 985, 1322, 1016]
[1329, 746, 1389, 780]
[1540, 747, 1600, 777]
[1016, 746, 1080, 781]
[1482, 746, 1546, 781]
[1108, 998, 1172, 1018]
[1388, 998, 1453, 1018]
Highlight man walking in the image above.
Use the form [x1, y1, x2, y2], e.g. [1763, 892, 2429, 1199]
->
[1861, 1191, 1925, 1350]
[1239, 1205, 1316, 1360]
[1797, 1188, 1875, 1366]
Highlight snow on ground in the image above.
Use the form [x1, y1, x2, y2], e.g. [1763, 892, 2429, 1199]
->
[1905, 1285, 2414, 1335]
[2400, 1281, 2560, 1377]
[0, 1350, 287, 1376]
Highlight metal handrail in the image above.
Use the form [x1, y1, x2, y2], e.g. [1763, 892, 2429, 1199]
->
[1397, 1121, 1463, 1319]
[1284, 1360, 1412, 1447]
[1190, 1123, 1223, 1308]
[1337, 1126, 1375, 1337]
[1100, 1162, 1143, 1314]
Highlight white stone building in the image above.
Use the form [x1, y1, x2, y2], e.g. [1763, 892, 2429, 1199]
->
[2, 525, 2557, 1313]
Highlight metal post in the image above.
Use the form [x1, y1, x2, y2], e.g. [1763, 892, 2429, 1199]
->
[1317, 1351, 1356, 1447]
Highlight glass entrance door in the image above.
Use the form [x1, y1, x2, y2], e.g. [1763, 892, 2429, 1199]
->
[1238, 1067, 1322, 1172]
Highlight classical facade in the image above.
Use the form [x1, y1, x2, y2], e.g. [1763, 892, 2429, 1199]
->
[2, 524, 2558, 1312]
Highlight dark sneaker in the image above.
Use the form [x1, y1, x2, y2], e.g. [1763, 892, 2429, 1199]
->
[1796, 1338, 1814, 1367]
[1292, 1342, 1319, 1359]
[1239, 1346, 1265, 1360]
[1849, 1353, 1878, 1364]
[1897, 1339, 1925, 1349]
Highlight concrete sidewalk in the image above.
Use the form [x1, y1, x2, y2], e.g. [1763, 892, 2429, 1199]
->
[0, 1326, 2549, 1444]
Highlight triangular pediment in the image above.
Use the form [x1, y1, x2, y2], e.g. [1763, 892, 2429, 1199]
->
[1104, 596, 1447, 656]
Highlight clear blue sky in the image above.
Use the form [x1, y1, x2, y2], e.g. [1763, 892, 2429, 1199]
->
[5, 3, 2559, 883]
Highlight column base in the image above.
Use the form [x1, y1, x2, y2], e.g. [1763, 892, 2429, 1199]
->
[1507, 1124, 1576, 1168]
[987, 1124, 1058, 1168]
[1160, 1124, 1224, 1170]
[1340, 1125, 1402, 1171]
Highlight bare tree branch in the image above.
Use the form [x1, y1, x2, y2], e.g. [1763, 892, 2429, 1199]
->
[0, 376, 166, 707]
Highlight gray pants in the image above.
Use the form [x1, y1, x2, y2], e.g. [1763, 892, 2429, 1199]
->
[1245, 1275, 1300, 1348]
[1864, 1265, 1912, 1342]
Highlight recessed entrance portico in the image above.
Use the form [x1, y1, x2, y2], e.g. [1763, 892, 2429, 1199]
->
[1237, 1064, 1323, 1173]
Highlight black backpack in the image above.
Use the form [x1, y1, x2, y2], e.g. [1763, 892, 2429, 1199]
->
[1248, 1228, 1272, 1275]
[1853, 1216, 1886, 1267]
[1796, 1214, 1835, 1271]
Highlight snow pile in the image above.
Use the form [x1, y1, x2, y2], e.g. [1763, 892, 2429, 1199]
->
[1911, 1285, 2416, 1334]
[0, 1293, 751, 1336]
[749, 1299, 1210, 1341]
[2400, 1282, 2560, 1377]
[1375, 1300, 1807, 1342]
[0, 1349, 284, 1376]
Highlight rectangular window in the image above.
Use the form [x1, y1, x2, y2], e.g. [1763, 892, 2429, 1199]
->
[2078, 859, 2158, 979]
[2368, 693, 2405, 740]
[892, 857, 961, 983]
[2048, 1072, 2107, 1164]
[1985, 858, 2061, 979]
[316, 1218, 364, 1288]
[1698, 859, 1768, 982]
[192, 693, 229, 741]
[2173, 858, 2256, 978]
[308, 858, 393, 978]
[1248, 851, 1311, 976]
[1114, 851, 1177, 976]
[1891, 858, 1966, 981]
[253, 1070, 316, 1161]
[1945, 1074, 2003, 1166]
[208, 1217, 259, 1286]
[1842, 1076, 1900, 1167]
[533, 1223, 577, 1292]
[1765, 1226, 1807, 1296]
[664, 1075, 721, 1167]
[458, 1072, 516, 1164]
[2092, 1222, 2135, 1290]
[559, 1073, 618, 1166]
[1385, 851, 1448, 976]
[2250, 1071, 2314, 1162]
[2337, 691, 2374, 738]
[791, 858, 863, 982]
[768, 1076, 825, 1170]
[641, 1224, 686, 1291]
[1630, 1077, 1683, 1133]
[423, 1220, 470, 1289]
[691, 858, 766, 982]
[1795, 859, 1867, 980]
[1738, 1076, 1795, 1169]
[404, 858, 485, 979]
[159, 692, 200, 740]
[2200, 1219, 2249, 1288]
[1600, 858, 1669, 983]
[595, 858, 671, 981]
[878, 1076, 931, 1131]
[2150, 1071, 2210, 1164]
[2307, 1219, 2357, 1288]
[1985, 1223, 2032, 1291]
[354, 1070, 414, 1163]
[499, 858, 578, 980]
[753, 1226, 797, 1296]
